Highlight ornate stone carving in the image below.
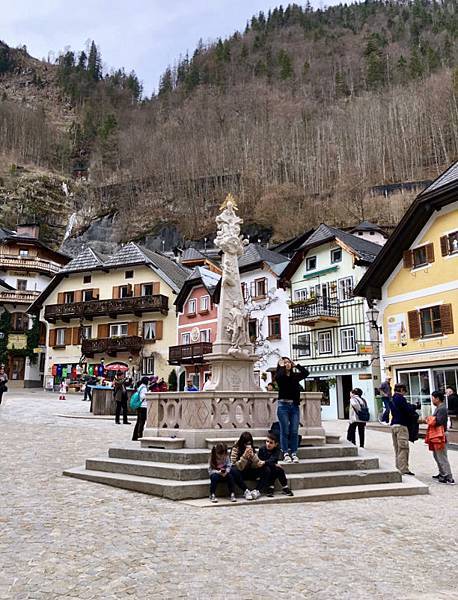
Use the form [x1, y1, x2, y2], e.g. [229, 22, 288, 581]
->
[226, 300, 249, 356]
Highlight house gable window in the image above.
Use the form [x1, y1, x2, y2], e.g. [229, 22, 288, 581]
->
[200, 295, 210, 313]
[125, 270, 134, 279]
[331, 248, 342, 263]
[403, 244, 435, 269]
[440, 231, 458, 256]
[83, 275, 91, 284]
[306, 256, 317, 271]
[18, 248, 29, 257]
[187, 298, 197, 315]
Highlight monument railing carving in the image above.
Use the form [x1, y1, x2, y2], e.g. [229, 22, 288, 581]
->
[146, 391, 322, 431]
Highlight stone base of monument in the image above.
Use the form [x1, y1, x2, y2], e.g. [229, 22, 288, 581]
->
[63, 391, 428, 503]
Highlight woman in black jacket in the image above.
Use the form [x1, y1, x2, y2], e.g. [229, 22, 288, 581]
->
[275, 357, 309, 463]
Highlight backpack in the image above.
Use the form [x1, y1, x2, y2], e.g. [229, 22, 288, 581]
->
[129, 390, 142, 410]
[356, 398, 370, 422]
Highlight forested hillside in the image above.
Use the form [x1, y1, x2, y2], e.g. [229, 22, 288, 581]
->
[1, 0, 457, 248]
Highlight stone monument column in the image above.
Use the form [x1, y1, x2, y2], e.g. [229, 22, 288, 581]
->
[205, 194, 260, 392]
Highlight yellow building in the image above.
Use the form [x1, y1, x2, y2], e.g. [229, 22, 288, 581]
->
[355, 162, 458, 416]
[29, 243, 189, 385]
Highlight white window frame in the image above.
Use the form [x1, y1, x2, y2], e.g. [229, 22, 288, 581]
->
[182, 332, 191, 345]
[306, 256, 317, 271]
[143, 357, 155, 375]
[318, 330, 332, 354]
[200, 295, 210, 312]
[81, 325, 92, 340]
[83, 289, 93, 302]
[187, 299, 197, 314]
[110, 323, 128, 337]
[56, 328, 66, 346]
[143, 321, 156, 341]
[19, 248, 29, 257]
[297, 333, 311, 357]
[338, 276, 353, 301]
[142, 283, 153, 296]
[200, 328, 211, 342]
[331, 248, 342, 263]
[340, 327, 356, 352]
[295, 288, 308, 302]
[64, 291, 74, 304]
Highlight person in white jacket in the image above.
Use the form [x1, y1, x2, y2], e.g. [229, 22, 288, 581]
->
[347, 388, 368, 448]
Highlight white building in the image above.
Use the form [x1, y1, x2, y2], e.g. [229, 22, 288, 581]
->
[280, 224, 383, 420]
[238, 244, 290, 388]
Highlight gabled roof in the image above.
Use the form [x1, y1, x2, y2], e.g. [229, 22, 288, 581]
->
[238, 243, 288, 271]
[350, 220, 387, 235]
[280, 223, 381, 283]
[355, 160, 458, 301]
[0, 226, 15, 240]
[181, 247, 206, 262]
[0, 226, 70, 263]
[174, 266, 221, 312]
[61, 247, 105, 273]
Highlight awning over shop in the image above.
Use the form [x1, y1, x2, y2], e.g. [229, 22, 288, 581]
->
[307, 360, 369, 374]
[302, 266, 338, 281]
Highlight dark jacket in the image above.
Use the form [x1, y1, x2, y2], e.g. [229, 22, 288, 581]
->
[447, 393, 458, 416]
[275, 364, 309, 405]
[258, 445, 281, 466]
[390, 392, 418, 428]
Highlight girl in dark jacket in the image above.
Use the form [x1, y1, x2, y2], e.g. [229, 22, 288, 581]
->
[275, 357, 309, 463]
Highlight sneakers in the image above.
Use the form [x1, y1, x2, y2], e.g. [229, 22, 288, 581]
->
[282, 453, 292, 464]
[251, 489, 261, 500]
[282, 486, 294, 497]
[403, 471, 415, 476]
[291, 454, 299, 464]
[266, 486, 275, 498]
[210, 494, 218, 503]
[438, 476, 456, 485]
[230, 493, 237, 502]
[244, 489, 253, 501]
[432, 474, 441, 479]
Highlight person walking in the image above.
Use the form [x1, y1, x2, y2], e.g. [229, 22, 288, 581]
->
[132, 376, 149, 441]
[275, 357, 309, 464]
[0, 365, 8, 405]
[347, 388, 368, 448]
[420, 391, 455, 485]
[113, 371, 130, 425]
[390, 383, 418, 476]
[379, 376, 392, 423]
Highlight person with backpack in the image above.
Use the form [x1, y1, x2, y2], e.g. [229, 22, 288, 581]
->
[131, 376, 149, 441]
[347, 388, 369, 448]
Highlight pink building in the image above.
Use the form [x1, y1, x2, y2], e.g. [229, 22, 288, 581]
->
[169, 266, 220, 390]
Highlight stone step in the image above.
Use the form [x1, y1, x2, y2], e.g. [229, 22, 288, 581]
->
[86, 454, 379, 482]
[296, 444, 357, 459]
[109, 446, 210, 465]
[139, 437, 185, 449]
[183, 480, 429, 507]
[204, 435, 325, 449]
[63, 466, 402, 500]
[325, 434, 340, 444]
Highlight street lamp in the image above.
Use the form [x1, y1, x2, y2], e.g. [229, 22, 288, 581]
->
[366, 306, 380, 330]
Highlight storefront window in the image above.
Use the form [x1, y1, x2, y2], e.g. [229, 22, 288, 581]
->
[398, 370, 431, 417]
[433, 367, 458, 395]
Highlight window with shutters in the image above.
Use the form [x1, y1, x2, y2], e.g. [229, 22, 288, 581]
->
[268, 315, 281, 339]
[119, 285, 131, 298]
[142, 283, 153, 296]
[143, 321, 156, 341]
[420, 306, 442, 337]
[81, 326, 92, 340]
[413, 246, 428, 268]
[83, 289, 93, 302]
[56, 328, 66, 346]
[64, 291, 74, 304]
[441, 231, 458, 256]
[110, 323, 128, 337]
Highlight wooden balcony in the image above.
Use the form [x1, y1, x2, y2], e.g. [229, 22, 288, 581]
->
[44, 294, 169, 323]
[0, 290, 40, 305]
[168, 342, 213, 365]
[0, 254, 63, 276]
[82, 336, 143, 357]
[290, 298, 339, 326]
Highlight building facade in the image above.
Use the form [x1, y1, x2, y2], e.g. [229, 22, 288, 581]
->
[29, 243, 189, 387]
[355, 162, 458, 418]
[238, 244, 290, 387]
[281, 224, 383, 420]
[169, 266, 220, 390]
[0, 224, 69, 386]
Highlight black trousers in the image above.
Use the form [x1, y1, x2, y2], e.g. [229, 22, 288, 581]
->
[115, 394, 129, 423]
[265, 464, 287, 487]
[84, 386, 92, 401]
[209, 472, 235, 495]
[347, 422, 366, 448]
[132, 407, 147, 441]
[230, 465, 271, 492]
[0, 390, 4, 405]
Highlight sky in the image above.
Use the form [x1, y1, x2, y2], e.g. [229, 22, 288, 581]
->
[1, 0, 344, 96]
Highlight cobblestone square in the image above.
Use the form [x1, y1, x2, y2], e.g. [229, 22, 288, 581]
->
[1, 389, 457, 600]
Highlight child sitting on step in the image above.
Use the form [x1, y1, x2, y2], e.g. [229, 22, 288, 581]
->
[258, 431, 294, 497]
[208, 442, 236, 503]
[230, 432, 270, 500]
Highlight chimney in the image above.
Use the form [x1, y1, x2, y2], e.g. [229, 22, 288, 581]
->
[16, 223, 40, 239]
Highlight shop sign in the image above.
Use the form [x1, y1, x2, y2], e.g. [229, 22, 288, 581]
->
[358, 344, 373, 354]
[7, 334, 27, 350]
[387, 314, 408, 346]
[359, 373, 373, 380]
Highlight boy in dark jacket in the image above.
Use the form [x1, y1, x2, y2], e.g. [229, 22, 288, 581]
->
[390, 383, 418, 475]
[258, 431, 294, 497]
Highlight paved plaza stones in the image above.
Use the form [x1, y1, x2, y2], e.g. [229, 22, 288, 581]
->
[1, 389, 458, 599]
